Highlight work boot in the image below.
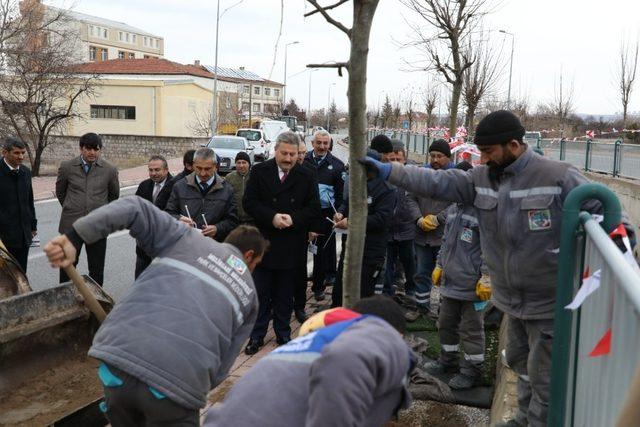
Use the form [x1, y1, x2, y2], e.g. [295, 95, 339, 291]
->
[494, 419, 526, 427]
[314, 290, 325, 302]
[244, 338, 264, 356]
[448, 373, 478, 390]
[294, 309, 308, 323]
[404, 309, 421, 322]
[422, 360, 458, 376]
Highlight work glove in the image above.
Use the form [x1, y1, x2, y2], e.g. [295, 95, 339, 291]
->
[417, 214, 439, 232]
[431, 265, 443, 287]
[357, 156, 391, 180]
[475, 275, 492, 301]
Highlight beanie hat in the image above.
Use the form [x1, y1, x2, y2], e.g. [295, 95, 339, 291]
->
[235, 151, 251, 164]
[370, 134, 393, 154]
[474, 110, 525, 146]
[456, 160, 473, 171]
[429, 139, 451, 158]
[390, 139, 405, 153]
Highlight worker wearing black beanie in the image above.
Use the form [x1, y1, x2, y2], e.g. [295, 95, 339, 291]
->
[428, 139, 452, 158]
[370, 134, 393, 161]
[474, 110, 525, 146]
[235, 151, 251, 164]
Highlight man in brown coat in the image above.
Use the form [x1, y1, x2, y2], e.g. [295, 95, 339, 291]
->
[56, 133, 119, 285]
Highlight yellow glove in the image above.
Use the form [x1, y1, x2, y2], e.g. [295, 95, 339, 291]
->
[432, 265, 443, 287]
[475, 275, 492, 301]
[417, 214, 439, 232]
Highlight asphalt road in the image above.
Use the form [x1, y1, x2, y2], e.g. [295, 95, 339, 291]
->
[27, 134, 349, 303]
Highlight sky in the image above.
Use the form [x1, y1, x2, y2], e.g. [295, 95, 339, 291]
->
[51, 0, 640, 117]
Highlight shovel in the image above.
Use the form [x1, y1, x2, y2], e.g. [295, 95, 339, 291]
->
[63, 264, 107, 323]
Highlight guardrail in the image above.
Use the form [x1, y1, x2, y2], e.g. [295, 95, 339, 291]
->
[549, 183, 640, 426]
[367, 129, 640, 180]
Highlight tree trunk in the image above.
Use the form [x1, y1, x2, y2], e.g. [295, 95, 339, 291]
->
[449, 79, 462, 137]
[32, 141, 45, 176]
[466, 104, 477, 133]
[342, 0, 378, 308]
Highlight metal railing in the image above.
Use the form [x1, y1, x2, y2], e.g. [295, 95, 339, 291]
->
[367, 129, 640, 180]
[549, 183, 640, 426]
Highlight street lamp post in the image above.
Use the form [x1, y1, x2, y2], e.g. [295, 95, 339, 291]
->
[499, 29, 515, 110]
[210, 0, 221, 136]
[308, 69, 318, 129]
[326, 83, 336, 131]
[283, 41, 299, 111]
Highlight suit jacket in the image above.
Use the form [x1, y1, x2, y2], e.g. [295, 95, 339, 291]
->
[243, 159, 321, 270]
[0, 159, 37, 247]
[155, 169, 188, 211]
[135, 174, 173, 208]
[56, 156, 119, 234]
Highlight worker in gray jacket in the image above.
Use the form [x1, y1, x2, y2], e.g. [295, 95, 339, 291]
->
[424, 161, 490, 390]
[43, 197, 268, 426]
[203, 295, 415, 427]
[361, 110, 637, 427]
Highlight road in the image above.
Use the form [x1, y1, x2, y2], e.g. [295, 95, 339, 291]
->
[27, 135, 349, 302]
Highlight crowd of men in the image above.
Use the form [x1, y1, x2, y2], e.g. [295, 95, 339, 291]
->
[3, 110, 637, 426]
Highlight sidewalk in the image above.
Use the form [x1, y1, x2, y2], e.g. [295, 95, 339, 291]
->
[32, 157, 184, 201]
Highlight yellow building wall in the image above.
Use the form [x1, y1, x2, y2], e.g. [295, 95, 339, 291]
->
[160, 84, 213, 137]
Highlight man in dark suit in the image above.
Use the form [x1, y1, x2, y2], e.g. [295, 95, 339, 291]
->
[56, 133, 119, 286]
[134, 155, 173, 278]
[243, 131, 321, 354]
[155, 149, 195, 210]
[0, 138, 37, 272]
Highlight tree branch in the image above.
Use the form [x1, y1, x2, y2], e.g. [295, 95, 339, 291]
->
[307, 62, 349, 76]
[304, 0, 349, 17]
[305, 0, 352, 36]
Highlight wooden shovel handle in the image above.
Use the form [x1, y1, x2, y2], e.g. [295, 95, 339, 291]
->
[63, 264, 107, 323]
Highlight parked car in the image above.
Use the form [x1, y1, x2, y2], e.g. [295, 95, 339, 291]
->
[260, 120, 289, 159]
[206, 135, 254, 174]
[236, 129, 267, 161]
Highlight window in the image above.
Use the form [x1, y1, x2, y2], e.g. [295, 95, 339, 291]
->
[274, 89, 280, 98]
[128, 52, 135, 59]
[90, 105, 136, 120]
[252, 103, 260, 112]
[131, 34, 136, 43]
[243, 85, 250, 95]
[89, 46, 96, 61]
[153, 39, 158, 48]
[254, 86, 260, 95]
[241, 102, 250, 112]
[119, 31, 124, 41]
[264, 87, 271, 96]
[101, 49, 108, 61]
[118, 51, 125, 59]
[103, 28, 107, 38]
[143, 36, 148, 47]
[125, 33, 129, 42]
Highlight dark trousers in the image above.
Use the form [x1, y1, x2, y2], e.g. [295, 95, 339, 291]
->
[6, 246, 29, 273]
[250, 265, 295, 341]
[383, 240, 416, 296]
[413, 243, 440, 308]
[102, 364, 199, 427]
[59, 238, 107, 286]
[135, 247, 152, 279]
[312, 209, 337, 293]
[293, 253, 309, 311]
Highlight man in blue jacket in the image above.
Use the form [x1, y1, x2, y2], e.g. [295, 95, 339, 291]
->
[44, 197, 267, 426]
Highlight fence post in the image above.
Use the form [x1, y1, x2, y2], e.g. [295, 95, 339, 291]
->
[422, 134, 427, 155]
[612, 139, 622, 177]
[584, 139, 591, 171]
[537, 137, 542, 149]
[548, 183, 622, 426]
[560, 138, 566, 161]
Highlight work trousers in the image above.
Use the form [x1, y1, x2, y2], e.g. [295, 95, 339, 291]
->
[59, 238, 107, 286]
[412, 243, 440, 309]
[101, 364, 198, 427]
[311, 208, 337, 294]
[506, 316, 554, 427]
[250, 265, 295, 341]
[383, 240, 416, 296]
[6, 245, 29, 273]
[438, 296, 485, 379]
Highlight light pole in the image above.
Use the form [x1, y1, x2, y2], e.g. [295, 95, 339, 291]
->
[308, 69, 318, 129]
[499, 29, 515, 110]
[283, 41, 299, 111]
[326, 82, 336, 131]
[210, 0, 221, 136]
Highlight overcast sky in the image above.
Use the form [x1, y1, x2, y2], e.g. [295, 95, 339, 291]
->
[53, 0, 640, 117]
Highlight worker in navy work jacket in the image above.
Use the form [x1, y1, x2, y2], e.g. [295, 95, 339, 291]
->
[43, 197, 267, 427]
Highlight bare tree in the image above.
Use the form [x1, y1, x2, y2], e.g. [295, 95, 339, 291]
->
[0, 0, 98, 175]
[187, 91, 239, 137]
[392, 98, 401, 128]
[548, 69, 575, 138]
[305, 0, 380, 307]
[401, 0, 491, 136]
[463, 35, 504, 132]
[380, 94, 393, 127]
[618, 37, 639, 126]
[404, 95, 416, 131]
[421, 80, 439, 130]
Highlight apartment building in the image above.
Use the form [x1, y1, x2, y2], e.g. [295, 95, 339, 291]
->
[45, 4, 164, 63]
[203, 66, 284, 119]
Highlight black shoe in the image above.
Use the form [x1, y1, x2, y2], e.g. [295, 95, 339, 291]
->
[314, 291, 325, 301]
[276, 336, 291, 346]
[294, 309, 308, 323]
[244, 339, 263, 355]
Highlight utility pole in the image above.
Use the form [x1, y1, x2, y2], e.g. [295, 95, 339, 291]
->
[210, 0, 221, 136]
[326, 82, 335, 130]
[308, 69, 317, 129]
[499, 29, 515, 110]
[283, 41, 299, 110]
